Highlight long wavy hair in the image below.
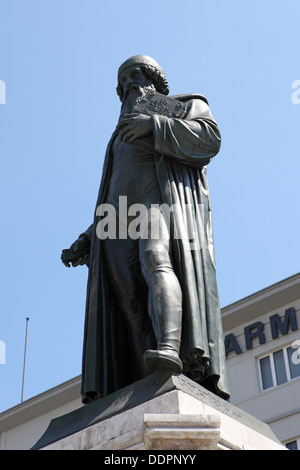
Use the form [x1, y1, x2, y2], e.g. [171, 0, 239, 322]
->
[116, 64, 169, 101]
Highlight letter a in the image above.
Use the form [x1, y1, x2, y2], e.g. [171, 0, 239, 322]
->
[96, 203, 116, 239]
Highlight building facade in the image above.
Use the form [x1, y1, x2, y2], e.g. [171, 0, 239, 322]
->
[223, 273, 300, 449]
[1, 273, 300, 450]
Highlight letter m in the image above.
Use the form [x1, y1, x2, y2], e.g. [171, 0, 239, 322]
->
[270, 308, 298, 339]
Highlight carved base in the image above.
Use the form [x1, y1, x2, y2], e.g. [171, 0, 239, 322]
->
[31, 372, 285, 451]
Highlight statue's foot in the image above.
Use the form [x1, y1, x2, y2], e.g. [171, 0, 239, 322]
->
[144, 349, 183, 373]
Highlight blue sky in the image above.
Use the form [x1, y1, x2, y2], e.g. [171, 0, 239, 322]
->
[0, 0, 299, 413]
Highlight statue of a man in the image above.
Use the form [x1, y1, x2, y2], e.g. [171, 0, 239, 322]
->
[62, 55, 230, 403]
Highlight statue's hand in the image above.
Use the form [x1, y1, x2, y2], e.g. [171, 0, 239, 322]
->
[61, 236, 90, 268]
[116, 113, 152, 143]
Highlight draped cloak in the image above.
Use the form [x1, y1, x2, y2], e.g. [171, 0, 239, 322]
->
[80, 93, 230, 403]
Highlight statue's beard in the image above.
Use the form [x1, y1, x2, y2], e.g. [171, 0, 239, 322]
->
[120, 84, 155, 118]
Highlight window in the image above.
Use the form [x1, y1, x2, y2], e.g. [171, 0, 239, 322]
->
[286, 440, 298, 450]
[285, 438, 300, 450]
[259, 344, 300, 390]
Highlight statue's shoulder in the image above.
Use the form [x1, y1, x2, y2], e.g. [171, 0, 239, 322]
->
[171, 93, 209, 105]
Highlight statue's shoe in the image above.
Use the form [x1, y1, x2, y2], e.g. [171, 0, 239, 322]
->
[144, 349, 183, 373]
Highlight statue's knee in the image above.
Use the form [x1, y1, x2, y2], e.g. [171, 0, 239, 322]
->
[142, 245, 170, 273]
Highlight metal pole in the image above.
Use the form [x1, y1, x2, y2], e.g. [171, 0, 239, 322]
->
[21, 317, 29, 403]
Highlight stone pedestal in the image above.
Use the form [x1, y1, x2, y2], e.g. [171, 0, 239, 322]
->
[31, 372, 285, 451]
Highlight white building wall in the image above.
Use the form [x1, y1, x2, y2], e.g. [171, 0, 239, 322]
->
[0, 377, 83, 450]
[224, 287, 300, 446]
[0, 398, 82, 450]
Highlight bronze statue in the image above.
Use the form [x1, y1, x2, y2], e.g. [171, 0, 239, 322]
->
[62, 55, 230, 403]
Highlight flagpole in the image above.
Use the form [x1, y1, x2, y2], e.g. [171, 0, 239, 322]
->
[21, 317, 29, 403]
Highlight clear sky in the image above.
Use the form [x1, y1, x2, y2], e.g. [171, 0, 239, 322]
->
[0, 0, 299, 413]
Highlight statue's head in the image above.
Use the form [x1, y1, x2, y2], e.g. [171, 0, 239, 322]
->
[116, 55, 169, 101]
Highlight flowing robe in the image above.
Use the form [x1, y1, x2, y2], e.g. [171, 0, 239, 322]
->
[80, 93, 230, 403]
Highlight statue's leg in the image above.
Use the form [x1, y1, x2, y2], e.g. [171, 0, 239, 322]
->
[102, 236, 156, 378]
[139, 207, 183, 373]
